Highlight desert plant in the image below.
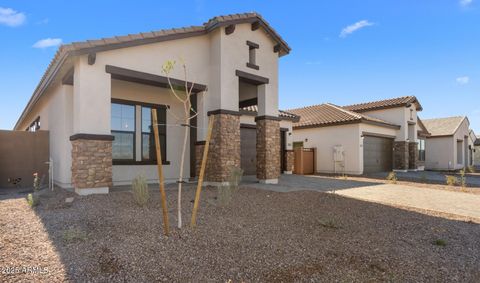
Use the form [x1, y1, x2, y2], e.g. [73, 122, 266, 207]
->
[460, 169, 467, 190]
[432, 239, 446, 247]
[467, 166, 476, 173]
[319, 218, 339, 229]
[162, 60, 205, 228]
[445, 175, 458, 186]
[63, 228, 87, 243]
[217, 166, 243, 207]
[33, 172, 40, 191]
[386, 171, 397, 184]
[132, 175, 150, 207]
[27, 193, 39, 207]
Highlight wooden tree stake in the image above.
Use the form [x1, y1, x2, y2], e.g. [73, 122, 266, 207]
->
[152, 109, 170, 236]
[191, 115, 215, 228]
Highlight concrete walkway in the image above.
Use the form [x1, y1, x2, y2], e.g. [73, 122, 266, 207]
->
[244, 175, 480, 221]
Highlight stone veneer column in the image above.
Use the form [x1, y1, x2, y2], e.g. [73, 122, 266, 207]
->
[205, 112, 241, 183]
[256, 116, 280, 183]
[284, 150, 294, 174]
[408, 142, 418, 170]
[393, 141, 409, 171]
[70, 134, 113, 195]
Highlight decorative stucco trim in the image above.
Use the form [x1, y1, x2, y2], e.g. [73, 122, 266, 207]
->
[254, 115, 282, 122]
[69, 133, 115, 141]
[207, 109, 242, 116]
[235, 70, 269, 85]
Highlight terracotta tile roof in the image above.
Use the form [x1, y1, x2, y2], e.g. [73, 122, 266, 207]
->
[240, 105, 299, 121]
[286, 103, 400, 129]
[343, 96, 423, 112]
[15, 12, 290, 130]
[422, 116, 467, 137]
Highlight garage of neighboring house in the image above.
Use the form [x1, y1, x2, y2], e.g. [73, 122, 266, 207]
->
[363, 135, 393, 174]
[287, 103, 400, 175]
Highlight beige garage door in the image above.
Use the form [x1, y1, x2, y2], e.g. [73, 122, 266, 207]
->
[363, 135, 393, 173]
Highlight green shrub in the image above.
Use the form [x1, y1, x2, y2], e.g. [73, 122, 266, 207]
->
[217, 166, 243, 207]
[63, 228, 87, 243]
[433, 239, 447, 247]
[467, 166, 476, 173]
[27, 193, 39, 207]
[445, 175, 458, 186]
[386, 171, 397, 184]
[132, 175, 149, 207]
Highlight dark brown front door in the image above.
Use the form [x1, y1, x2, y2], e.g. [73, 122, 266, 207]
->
[280, 130, 286, 173]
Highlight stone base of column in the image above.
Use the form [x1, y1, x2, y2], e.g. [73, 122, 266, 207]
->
[205, 113, 241, 183]
[256, 117, 280, 182]
[285, 150, 294, 173]
[408, 142, 418, 170]
[71, 134, 113, 195]
[194, 141, 205, 178]
[393, 141, 409, 170]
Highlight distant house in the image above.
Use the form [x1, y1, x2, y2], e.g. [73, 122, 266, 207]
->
[13, 13, 298, 195]
[475, 135, 480, 166]
[422, 116, 471, 170]
[288, 96, 424, 174]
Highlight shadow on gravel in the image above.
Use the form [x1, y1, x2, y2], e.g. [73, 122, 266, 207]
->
[2, 182, 480, 282]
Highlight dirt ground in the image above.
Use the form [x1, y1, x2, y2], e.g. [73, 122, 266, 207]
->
[1, 185, 479, 282]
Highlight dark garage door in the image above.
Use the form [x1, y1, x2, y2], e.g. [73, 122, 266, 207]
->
[241, 127, 256, 175]
[363, 135, 393, 173]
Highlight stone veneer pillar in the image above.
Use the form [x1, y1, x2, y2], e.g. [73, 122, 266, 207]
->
[70, 134, 113, 195]
[204, 112, 241, 183]
[393, 141, 409, 171]
[256, 116, 280, 183]
[285, 150, 294, 174]
[408, 142, 418, 170]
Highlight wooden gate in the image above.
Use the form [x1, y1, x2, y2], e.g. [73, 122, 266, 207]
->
[293, 147, 316, 175]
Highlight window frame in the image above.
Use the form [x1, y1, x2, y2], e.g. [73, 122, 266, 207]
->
[111, 101, 136, 164]
[418, 139, 426, 162]
[27, 116, 41, 132]
[111, 98, 170, 166]
[140, 104, 168, 165]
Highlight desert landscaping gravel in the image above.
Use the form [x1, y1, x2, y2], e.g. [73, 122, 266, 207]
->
[1, 185, 479, 282]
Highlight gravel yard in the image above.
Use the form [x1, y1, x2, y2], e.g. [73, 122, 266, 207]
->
[1, 185, 480, 282]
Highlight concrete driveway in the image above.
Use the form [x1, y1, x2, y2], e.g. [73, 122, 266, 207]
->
[243, 175, 480, 221]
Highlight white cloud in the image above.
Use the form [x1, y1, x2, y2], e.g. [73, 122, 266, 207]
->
[456, 76, 470, 85]
[0, 7, 26, 27]
[340, 20, 374, 38]
[33, 38, 63, 48]
[460, 0, 473, 7]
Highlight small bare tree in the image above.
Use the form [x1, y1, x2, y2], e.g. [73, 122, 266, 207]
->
[162, 60, 203, 229]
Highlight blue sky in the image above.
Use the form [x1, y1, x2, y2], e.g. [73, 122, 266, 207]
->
[1, 0, 479, 132]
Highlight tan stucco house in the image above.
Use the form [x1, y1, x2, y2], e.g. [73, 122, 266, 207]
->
[14, 13, 298, 195]
[475, 135, 480, 166]
[422, 116, 471, 170]
[288, 96, 424, 175]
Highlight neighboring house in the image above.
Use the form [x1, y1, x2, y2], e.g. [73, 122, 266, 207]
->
[416, 118, 431, 170]
[13, 13, 298, 195]
[468, 130, 477, 167]
[475, 135, 480, 166]
[288, 96, 425, 175]
[422, 116, 471, 170]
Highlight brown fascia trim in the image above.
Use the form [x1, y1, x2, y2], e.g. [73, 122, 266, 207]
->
[361, 132, 396, 139]
[255, 115, 282, 122]
[207, 109, 242, 116]
[427, 134, 454, 138]
[195, 141, 206, 145]
[246, 40, 259, 49]
[70, 133, 115, 141]
[239, 109, 299, 122]
[225, 24, 235, 35]
[280, 127, 289, 131]
[361, 119, 401, 129]
[246, 62, 260, 70]
[240, 123, 257, 129]
[106, 65, 207, 93]
[111, 98, 169, 109]
[407, 121, 416, 125]
[235, 70, 269, 85]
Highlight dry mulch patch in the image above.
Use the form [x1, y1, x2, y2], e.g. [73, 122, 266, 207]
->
[1, 185, 479, 282]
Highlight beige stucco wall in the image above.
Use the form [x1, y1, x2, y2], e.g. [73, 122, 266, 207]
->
[475, 145, 480, 165]
[425, 118, 470, 170]
[359, 105, 418, 142]
[16, 83, 74, 188]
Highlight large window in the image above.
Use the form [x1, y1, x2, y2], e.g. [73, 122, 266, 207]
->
[141, 106, 167, 163]
[418, 139, 425, 162]
[111, 103, 135, 162]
